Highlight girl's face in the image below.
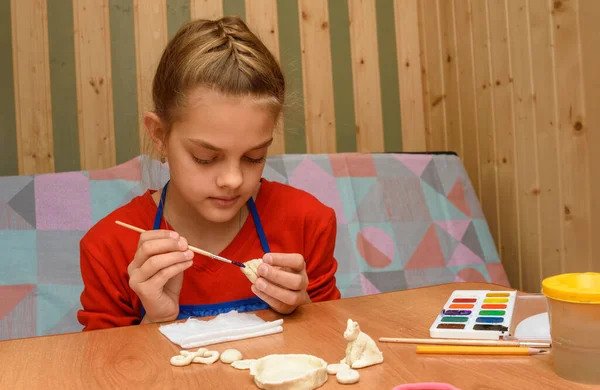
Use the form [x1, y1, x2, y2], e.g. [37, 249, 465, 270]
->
[155, 87, 276, 224]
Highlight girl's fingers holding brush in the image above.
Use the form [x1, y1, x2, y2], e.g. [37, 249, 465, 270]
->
[129, 231, 189, 271]
[131, 250, 194, 284]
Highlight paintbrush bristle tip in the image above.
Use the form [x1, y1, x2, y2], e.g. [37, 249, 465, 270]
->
[232, 261, 246, 268]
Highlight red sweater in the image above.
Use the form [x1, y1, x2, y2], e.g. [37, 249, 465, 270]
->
[78, 179, 341, 330]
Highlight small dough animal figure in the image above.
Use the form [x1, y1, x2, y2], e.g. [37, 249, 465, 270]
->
[340, 319, 384, 369]
[241, 259, 263, 283]
[170, 348, 220, 366]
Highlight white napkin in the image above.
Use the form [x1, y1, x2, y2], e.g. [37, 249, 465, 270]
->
[158, 310, 284, 349]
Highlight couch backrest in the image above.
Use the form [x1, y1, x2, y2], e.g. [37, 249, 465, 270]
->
[0, 152, 509, 340]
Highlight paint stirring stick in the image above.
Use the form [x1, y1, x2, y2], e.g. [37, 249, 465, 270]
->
[415, 345, 547, 356]
[115, 220, 246, 268]
[379, 337, 551, 348]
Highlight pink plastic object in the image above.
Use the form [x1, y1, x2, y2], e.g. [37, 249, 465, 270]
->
[393, 383, 460, 390]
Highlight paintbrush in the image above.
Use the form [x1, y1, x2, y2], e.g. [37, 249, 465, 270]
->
[115, 220, 246, 268]
[379, 337, 551, 348]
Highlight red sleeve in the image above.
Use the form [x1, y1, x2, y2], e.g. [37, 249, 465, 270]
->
[304, 208, 341, 302]
[77, 241, 140, 330]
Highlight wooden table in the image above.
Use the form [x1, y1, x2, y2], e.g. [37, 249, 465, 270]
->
[0, 282, 596, 389]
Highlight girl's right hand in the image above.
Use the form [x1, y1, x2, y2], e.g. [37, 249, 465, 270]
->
[127, 229, 194, 324]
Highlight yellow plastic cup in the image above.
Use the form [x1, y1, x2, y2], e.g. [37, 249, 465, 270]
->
[542, 272, 600, 384]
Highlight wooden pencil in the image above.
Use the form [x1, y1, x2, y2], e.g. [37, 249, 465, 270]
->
[379, 337, 551, 348]
[415, 345, 547, 355]
[115, 220, 246, 268]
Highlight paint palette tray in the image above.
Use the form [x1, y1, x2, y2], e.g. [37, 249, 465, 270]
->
[429, 290, 517, 340]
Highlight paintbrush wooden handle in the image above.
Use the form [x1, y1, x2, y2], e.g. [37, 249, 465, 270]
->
[415, 345, 545, 355]
[114, 220, 245, 267]
[379, 337, 520, 346]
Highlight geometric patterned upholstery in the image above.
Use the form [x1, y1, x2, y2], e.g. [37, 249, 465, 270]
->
[0, 152, 509, 340]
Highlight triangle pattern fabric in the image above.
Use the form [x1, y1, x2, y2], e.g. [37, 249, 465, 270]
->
[0, 284, 35, 319]
[433, 157, 464, 195]
[310, 155, 334, 176]
[262, 162, 288, 184]
[391, 221, 431, 266]
[404, 224, 446, 269]
[448, 179, 471, 217]
[7, 180, 36, 228]
[356, 226, 395, 269]
[461, 222, 486, 261]
[0, 203, 34, 230]
[351, 181, 388, 223]
[360, 274, 381, 295]
[265, 155, 288, 178]
[336, 177, 377, 223]
[36, 284, 84, 336]
[454, 267, 488, 283]
[0, 176, 33, 202]
[434, 220, 471, 241]
[421, 181, 469, 220]
[395, 154, 432, 177]
[362, 271, 407, 293]
[47, 303, 84, 335]
[338, 274, 365, 298]
[282, 154, 305, 176]
[420, 160, 445, 195]
[448, 243, 484, 266]
[433, 224, 460, 264]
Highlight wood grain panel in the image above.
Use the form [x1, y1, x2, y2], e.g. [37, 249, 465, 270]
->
[133, 0, 168, 151]
[551, 0, 591, 273]
[453, 0, 481, 197]
[487, 0, 520, 288]
[528, 0, 564, 281]
[419, 0, 446, 151]
[470, 0, 501, 264]
[297, 0, 336, 153]
[11, 0, 54, 174]
[190, 0, 222, 20]
[245, 0, 285, 156]
[579, 0, 600, 272]
[348, 0, 384, 153]
[73, 0, 116, 170]
[507, 0, 541, 292]
[393, 0, 426, 151]
[438, 0, 462, 157]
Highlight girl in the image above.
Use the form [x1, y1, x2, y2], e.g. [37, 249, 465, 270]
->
[77, 16, 341, 330]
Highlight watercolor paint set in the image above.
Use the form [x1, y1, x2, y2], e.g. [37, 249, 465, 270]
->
[429, 290, 517, 340]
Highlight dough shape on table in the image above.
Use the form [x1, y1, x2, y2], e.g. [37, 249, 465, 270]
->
[239, 354, 328, 390]
[231, 359, 257, 370]
[241, 258, 263, 283]
[340, 319, 384, 369]
[336, 369, 360, 384]
[170, 348, 220, 366]
[327, 363, 349, 375]
[220, 349, 243, 364]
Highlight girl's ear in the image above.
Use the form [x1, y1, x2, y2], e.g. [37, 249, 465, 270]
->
[144, 112, 168, 158]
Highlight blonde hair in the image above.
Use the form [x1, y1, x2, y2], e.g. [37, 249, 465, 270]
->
[152, 16, 285, 132]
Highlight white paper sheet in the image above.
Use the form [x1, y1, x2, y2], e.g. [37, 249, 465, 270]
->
[158, 310, 284, 348]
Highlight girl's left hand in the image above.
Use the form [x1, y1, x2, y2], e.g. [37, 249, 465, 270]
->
[251, 253, 311, 314]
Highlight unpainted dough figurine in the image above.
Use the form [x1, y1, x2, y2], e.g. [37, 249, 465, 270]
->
[241, 259, 263, 283]
[340, 319, 383, 369]
[170, 348, 220, 366]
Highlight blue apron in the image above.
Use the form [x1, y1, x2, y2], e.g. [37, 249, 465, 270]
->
[140, 180, 271, 320]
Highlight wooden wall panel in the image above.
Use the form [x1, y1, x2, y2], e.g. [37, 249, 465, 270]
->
[507, 0, 541, 292]
[190, 0, 222, 20]
[579, 0, 600, 273]
[134, 0, 168, 151]
[552, 0, 591, 274]
[528, 0, 564, 281]
[73, 0, 116, 170]
[245, 0, 285, 156]
[297, 0, 336, 153]
[11, 0, 54, 174]
[348, 0, 384, 153]
[393, 0, 426, 151]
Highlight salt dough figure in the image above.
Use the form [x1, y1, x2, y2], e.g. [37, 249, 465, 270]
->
[220, 349, 243, 364]
[327, 363, 349, 375]
[340, 319, 383, 369]
[170, 348, 220, 366]
[241, 259, 263, 283]
[336, 369, 360, 384]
